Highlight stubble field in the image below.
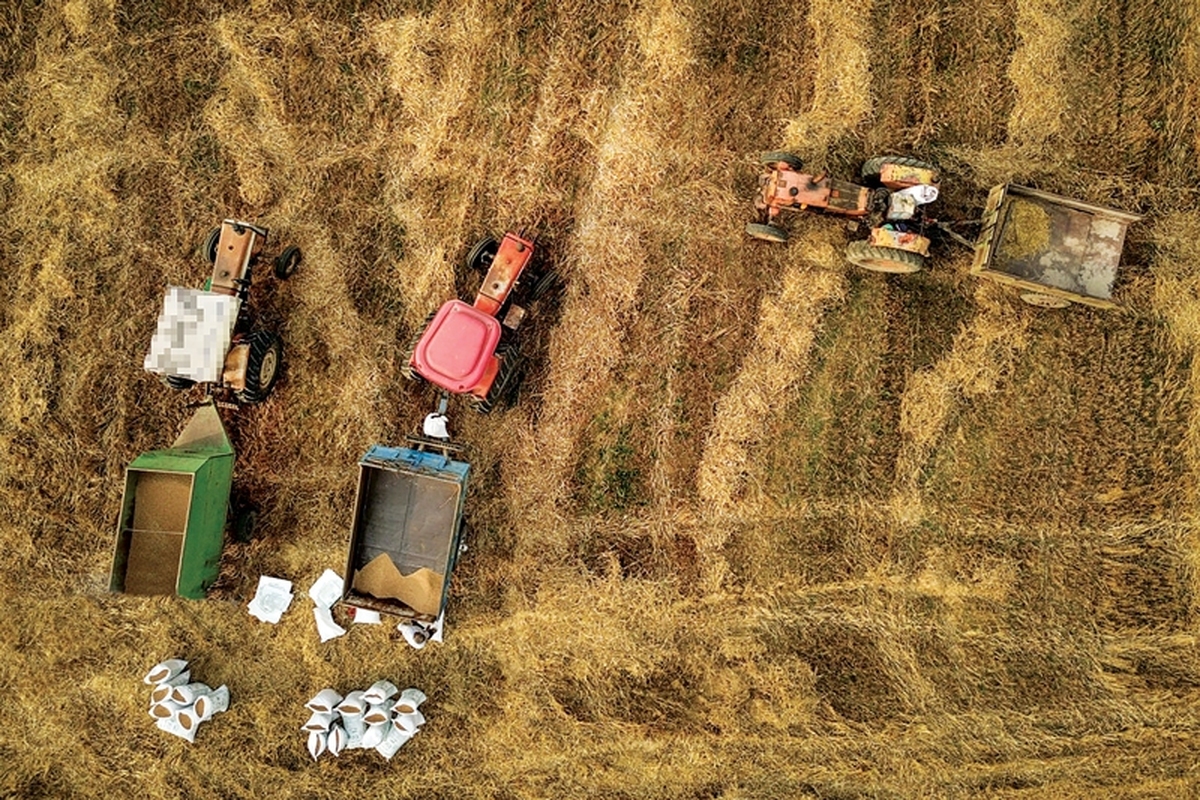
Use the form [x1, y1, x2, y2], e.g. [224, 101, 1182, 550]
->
[2, 0, 1200, 797]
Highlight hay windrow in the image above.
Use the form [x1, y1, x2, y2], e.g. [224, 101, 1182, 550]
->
[892, 280, 1031, 525]
[1006, 0, 1073, 148]
[781, 0, 873, 158]
[2, 0, 1200, 795]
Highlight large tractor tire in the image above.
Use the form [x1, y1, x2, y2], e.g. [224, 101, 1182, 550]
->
[860, 156, 940, 185]
[471, 342, 523, 414]
[845, 240, 925, 274]
[467, 236, 499, 272]
[400, 311, 437, 381]
[759, 151, 803, 170]
[745, 222, 788, 243]
[201, 227, 221, 264]
[234, 330, 283, 404]
[1019, 292, 1071, 309]
[274, 246, 301, 280]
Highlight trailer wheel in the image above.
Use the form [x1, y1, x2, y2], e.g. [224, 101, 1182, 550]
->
[745, 222, 788, 243]
[1019, 292, 1071, 309]
[274, 246, 301, 280]
[845, 240, 924, 273]
[235, 331, 283, 404]
[400, 311, 437, 381]
[467, 236, 499, 272]
[232, 507, 258, 543]
[201, 227, 221, 264]
[759, 151, 803, 170]
[860, 156, 940, 185]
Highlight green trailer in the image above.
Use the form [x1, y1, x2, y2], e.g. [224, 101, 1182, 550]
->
[110, 403, 235, 599]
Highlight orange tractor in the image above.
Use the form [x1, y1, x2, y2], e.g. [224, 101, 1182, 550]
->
[746, 152, 942, 273]
[144, 219, 300, 404]
[401, 232, 557, 413]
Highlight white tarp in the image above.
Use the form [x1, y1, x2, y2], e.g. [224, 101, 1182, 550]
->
[144, 287, 240, 383]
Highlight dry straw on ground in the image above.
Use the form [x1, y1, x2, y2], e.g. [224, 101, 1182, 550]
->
[2, 0, 1200, 797]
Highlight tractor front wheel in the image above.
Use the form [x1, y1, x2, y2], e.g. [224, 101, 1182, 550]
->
[274, 246, 301, 280]
[163, 375, 196, 391]
[759, 151, 803, 170]
[1019, 292, 1071, 309]
[845, 240, 924, 274]
[860, 156, 940, 185]
[201, 227, 221, 264]
[745, 222, 788, 243]
[467, 236, 499, 272]
[234, 331, 283, 404]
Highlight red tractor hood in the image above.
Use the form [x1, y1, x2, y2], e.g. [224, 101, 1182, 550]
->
[412, 299, 502, 393]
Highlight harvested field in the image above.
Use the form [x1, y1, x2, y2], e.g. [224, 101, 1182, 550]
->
[2, 0, 1200, 797]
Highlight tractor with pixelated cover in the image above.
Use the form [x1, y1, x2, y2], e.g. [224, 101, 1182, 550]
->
[401, 231, 558, 414]
[149, 219, 301, 404]
[746, 152, 943, 274]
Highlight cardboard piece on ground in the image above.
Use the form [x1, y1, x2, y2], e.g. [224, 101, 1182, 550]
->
[352, 554, 443, 617]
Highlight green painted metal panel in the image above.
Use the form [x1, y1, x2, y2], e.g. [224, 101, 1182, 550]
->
[176, 453, 234, 598]
[110, 402, 235, 599]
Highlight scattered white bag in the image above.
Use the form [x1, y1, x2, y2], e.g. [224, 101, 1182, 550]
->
[248, 576, 294, 624]
[308, 569, 344, 610]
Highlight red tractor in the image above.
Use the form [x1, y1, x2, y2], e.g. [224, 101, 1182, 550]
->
[746, 151, 942, 273]
[401, 232, 556, 413]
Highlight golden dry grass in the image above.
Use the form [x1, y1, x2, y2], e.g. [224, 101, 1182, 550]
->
[2, 0, 1200, 797]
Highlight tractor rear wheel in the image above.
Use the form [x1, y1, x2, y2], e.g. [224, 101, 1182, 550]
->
[467, 236, 499, 272]
[845, 240, 924, 273]
[201, 227, 221, 264]
[759, 151, 803, 170]
[400, 311, 437, 381]
[1019, 292, 1071, 309]
[472, 345, 523, 414]
[234, 330, 283, 404]
[274, 246, 301, 280]
[745, 222, 788, 243]
[860, 156, 940, 185]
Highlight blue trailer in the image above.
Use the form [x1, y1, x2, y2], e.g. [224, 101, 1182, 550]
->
[340, 438, 470, 623]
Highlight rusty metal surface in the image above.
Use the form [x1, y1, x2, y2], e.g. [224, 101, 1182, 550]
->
[210, 221, 261, 296]
[987, 187, 1137, 301]
[474, 232, 534, 315]
[880, 163, 939, 189]
[869, 226, 931, 256]
[755, 168, 869, 218]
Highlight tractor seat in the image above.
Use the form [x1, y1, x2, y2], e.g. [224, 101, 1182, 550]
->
[412, 300, 502, 394]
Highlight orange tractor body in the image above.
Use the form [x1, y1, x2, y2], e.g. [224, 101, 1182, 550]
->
[747, 152, 942, 273]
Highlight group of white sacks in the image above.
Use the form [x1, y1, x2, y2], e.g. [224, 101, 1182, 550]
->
[303, 681, 427, 761]
[144, 659, 230, 743]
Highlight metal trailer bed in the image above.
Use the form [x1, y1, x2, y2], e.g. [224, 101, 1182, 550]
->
[971, 184, 1142, 309]
[340, 439, 469, 623]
